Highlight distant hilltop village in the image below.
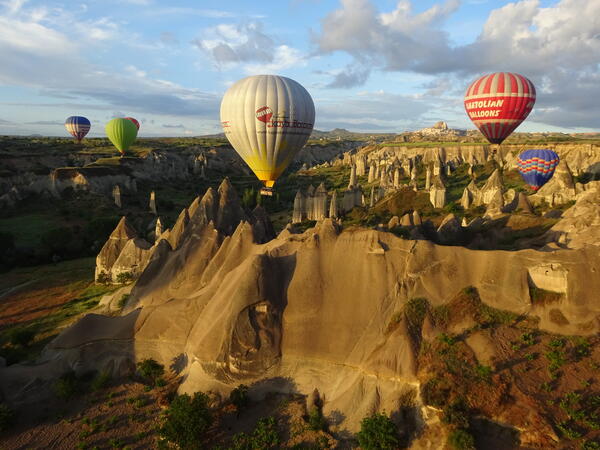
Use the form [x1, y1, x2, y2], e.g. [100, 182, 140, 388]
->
[396, 121, 468, 143]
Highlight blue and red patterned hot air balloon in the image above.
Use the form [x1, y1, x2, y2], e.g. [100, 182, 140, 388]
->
[517, 149, 560, 191]
[65, 116, 91, 143]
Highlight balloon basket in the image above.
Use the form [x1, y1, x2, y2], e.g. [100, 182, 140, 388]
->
[260, 187, 274, 196]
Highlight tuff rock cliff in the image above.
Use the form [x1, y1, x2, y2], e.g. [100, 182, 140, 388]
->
[2, 178, 600, 442]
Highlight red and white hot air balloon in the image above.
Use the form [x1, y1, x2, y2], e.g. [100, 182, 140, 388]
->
[124, 117, 140, 130]
[464, 72, 536, 144]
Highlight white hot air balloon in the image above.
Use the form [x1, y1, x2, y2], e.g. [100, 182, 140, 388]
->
[220, 75, 315, 195]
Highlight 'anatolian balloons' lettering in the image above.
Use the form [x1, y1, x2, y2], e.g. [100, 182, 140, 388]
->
[464, 99, 504, 109]
[464, 72, 536, 144]
[221, 75, 315, 190]
[469, 110, 501, 118]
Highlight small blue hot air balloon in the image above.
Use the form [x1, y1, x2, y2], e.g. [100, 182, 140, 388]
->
[517, 149, 560, 191]
[65, 116, 91, 143]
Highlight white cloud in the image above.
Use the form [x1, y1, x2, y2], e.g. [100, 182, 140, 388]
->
[244, 45, 306, 74]
[0, 2, 219, 118]
[195, 21, 306, 72]
[314, 0, 600, 129]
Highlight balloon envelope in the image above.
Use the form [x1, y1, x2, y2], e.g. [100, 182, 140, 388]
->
[220, 75, 315, 188]
[124, 117, 140, 130]
[517, 149, 559, 191]
[464, 72, 536, 144]
[65, 116, 91, 142]
[105, 118, 138, 155]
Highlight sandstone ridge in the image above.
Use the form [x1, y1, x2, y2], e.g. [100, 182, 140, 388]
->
[2, 179, 600, 439]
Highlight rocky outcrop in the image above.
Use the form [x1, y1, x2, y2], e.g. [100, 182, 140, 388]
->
[478, 169, 504, 205]
[437, 213, 462, 244]
[429, 176, 446, 208]
[4, 179, 600, 441]
[543, 181, 600, 248]
[149, 191, 157, 215]
[531, 160, 577, 206]
[95, 217, 152, 282]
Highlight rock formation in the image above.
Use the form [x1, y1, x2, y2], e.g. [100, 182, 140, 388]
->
[293, 190, 306, 224]
[4, 179, 600, 442]
[478, 169, 504, 205]
[329, 191, 338, 219]
[543, 181, 600, 248]
[425, 167, 431, 190]
[368, 164, 376, 183]
[437, 213, 462, 244]
[149, 191, 157, 215]
[312, 183, 328, 221]
[348, 164, 357, 189]
[95, 217, 153, 282]
[429, 176, 446, 208]
[485, 189, 505, 218]
[112, 185, 121, 208]
[532, 160, 577, 206]
[154, 217, 163, 241]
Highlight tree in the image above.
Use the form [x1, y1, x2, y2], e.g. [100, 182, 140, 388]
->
[357, 412, 399, 450]
[136, 358, 164, 385]
[229, 384, 249, 417]
[159, 393, 213, 449]
[447, 429, 476, 450]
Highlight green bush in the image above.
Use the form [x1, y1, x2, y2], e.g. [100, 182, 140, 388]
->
[136, 358, 164, 385]
[159, 393, 213, 449]
[447, 429, 475, 450]
[231, 416, 280, 450]
[0, 403, 15, 432]
[96, 271, 111, 284]
[442, 400, 469, 428]
[229, 384, 249, 412]
[357, 412, 399, 450]
[53, 371, 79, 400]
[116, 272, 133, 284]
[90, 371, 111, 391]
[117, 294, 130, 309]
[7, 327, 36, 348]
[308, 407, 327, 432]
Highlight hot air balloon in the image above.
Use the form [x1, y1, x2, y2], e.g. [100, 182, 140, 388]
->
[220, 75, 315, 195]
[517, 149, 559, 191]
[65, 116, 91, 143]
[464, 72, 536, 144]
[105, 118, 138, 156]
[125, 117, 140, 130]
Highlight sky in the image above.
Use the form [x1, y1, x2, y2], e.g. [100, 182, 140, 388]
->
[1, 0, 600, 137]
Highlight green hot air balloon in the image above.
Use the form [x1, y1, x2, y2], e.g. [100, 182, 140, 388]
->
[106, 118, 138, 156]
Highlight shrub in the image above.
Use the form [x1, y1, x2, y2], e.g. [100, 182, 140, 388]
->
[91, 371, 111, 391]
[231, 416, 280, 449]
[357, 412, 399, 450]
[117, 294, 130, 309]
[474, 364, 492, 383]
[308, 408, 327, 432]
[7, 327, 36, 348]
[159, 393, 212, 449]
[53, 371, 79, 400]
[116, 272, 133, 284]
[96, 271, 111, 285]
[229, 384, 249, 413]
[0, 403, 15, 432]
[137, 358, 164, 385]
[442, 400, 469, 428]
[447, 429, 475, 450]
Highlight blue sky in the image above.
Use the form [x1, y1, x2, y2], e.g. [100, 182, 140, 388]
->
[1, 0, 599, 137]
